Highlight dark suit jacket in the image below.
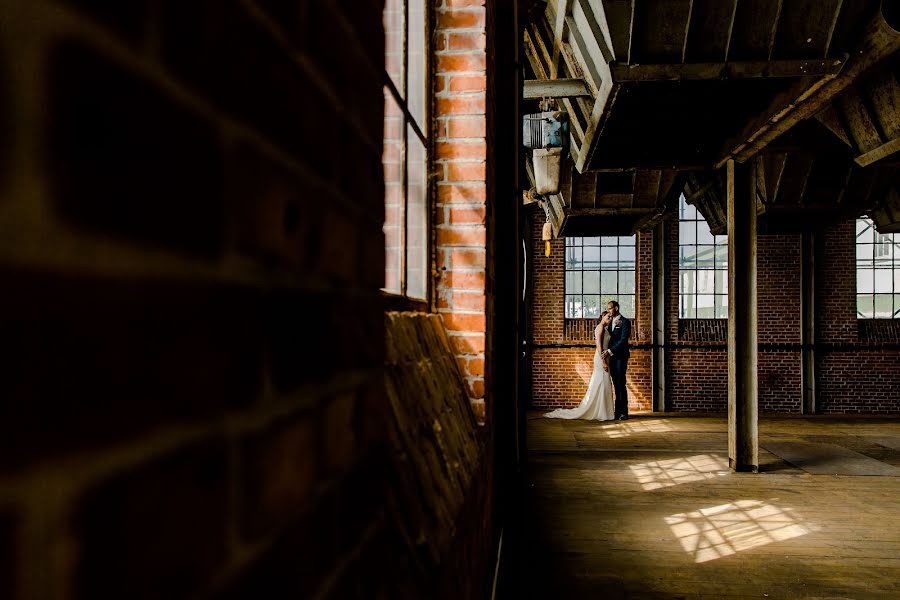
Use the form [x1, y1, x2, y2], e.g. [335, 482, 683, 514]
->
[607, 315, 631, 360]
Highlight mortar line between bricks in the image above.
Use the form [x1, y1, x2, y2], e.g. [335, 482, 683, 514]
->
[309, 519, 386, 600]
[0, 368, 379, 505]
[25, 0, 384, 229]
[0, 248, 384, 297]
[237, 0, 381, 155]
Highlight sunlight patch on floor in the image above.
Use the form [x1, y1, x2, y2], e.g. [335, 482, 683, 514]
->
[665, 500, 818, 563]
[629, 454, 729, 490]
[599, 419, 674, 438]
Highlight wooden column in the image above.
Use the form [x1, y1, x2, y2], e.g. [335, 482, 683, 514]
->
[652, 221, 666, 412]
[727, 159, 759, 472]
[801, 231, 817, 414]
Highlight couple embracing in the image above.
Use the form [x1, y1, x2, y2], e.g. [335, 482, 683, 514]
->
[546, 300, 631, 422]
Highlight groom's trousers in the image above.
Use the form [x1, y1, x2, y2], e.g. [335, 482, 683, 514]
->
[609, 357, 629, 417]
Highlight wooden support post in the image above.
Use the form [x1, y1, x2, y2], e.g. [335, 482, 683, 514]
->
[652, 222, 666, 413]
[801, 231, 817, 414]
[727, 159, 759, 473]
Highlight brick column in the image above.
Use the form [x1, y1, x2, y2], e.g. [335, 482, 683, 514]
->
[434, 0, 488, 420]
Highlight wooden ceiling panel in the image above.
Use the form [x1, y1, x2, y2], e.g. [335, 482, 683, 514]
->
[684, 0, 738, 63]
[727, 0, 783, 60]
[772, 0, 843, 59]
[601, 0, 635, 62]
[630, 0, 693, 63]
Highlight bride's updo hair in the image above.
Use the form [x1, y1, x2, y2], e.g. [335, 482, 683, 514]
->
[596, 310, 609, 326]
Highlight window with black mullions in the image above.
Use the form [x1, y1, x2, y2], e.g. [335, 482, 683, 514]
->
[678, 193, 728, 319]
[856, 217, 900, 319]
[564, 236, 636, 319]
[383, 0, 428, 300]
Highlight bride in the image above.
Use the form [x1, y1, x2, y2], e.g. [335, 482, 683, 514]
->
[545, 310, 615, 421]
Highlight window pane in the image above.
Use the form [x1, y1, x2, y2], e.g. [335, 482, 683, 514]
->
[697, 294, 716, 318]
[583, 236, 600, 245]
[601, 236, 617, 246]
[680, 221, 696, 245]
[698, 270, 715, 294]
[680, 195, 697, 220]
[681, 294, 696, 319]
[408, 0, 426, 127]
[566, 271, 582, 294]
[874, 293, 893, 318]
[875, 269, 893, 293]
[697, 220, 715, 244]
[566, 247, 583, 270]
[618, 246, 636, 269]
[618, 271, 636, 294]
[571, 236, 583, 246]
[583, 246, 601, 270]
[680, 270, 697, 295]
[715, 244, 728, 269]
[857, 295, 873, 318]
[857, 268, 874, 294]
[601, 246, 618, 269]
[583, 295, 601, 318]
[857, 243, 873, 267]
[565, 236, 574, 247]
[619, 295, 635, 317]
[715, 269, 728, 294]
[696, 245, 716, 269]
[680, 245, 698, 269]
[856, 219, 874, 243]
[715, 294, 728, 319]
[406, 131, 427, 299]
[383, 88, 404, 293]
[583, 270, 600, 294]
[601, 271, 617, 296]
[895, 295, 900, 318]
[384, 0, 404, 95]
[619, 235, 636, 246]
[566, 295, 581, 318]
[895, 269, 900, 294]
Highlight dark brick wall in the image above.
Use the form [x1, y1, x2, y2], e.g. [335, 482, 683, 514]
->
[0, 1, 495, 599]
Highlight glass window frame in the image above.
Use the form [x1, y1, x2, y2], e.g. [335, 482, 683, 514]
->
[383, 0, 431, 305]
[564, 235, 637, 320]
[855, 217, 900, 320]
[678, 193, 728, 319]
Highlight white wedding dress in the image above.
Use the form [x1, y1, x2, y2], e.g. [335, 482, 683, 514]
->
[545, 324, 615, 421]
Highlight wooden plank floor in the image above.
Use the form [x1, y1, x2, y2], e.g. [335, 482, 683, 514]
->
[523, 414, 900, 599]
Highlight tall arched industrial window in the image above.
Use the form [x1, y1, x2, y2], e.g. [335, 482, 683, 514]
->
[383, 0, 428, 300]
[856, 217, 900, 319]
[679, 193, 728, 318]
[565, 236, 636, 319]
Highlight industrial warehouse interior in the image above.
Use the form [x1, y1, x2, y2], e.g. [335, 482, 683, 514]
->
[1, 0, 899, 598]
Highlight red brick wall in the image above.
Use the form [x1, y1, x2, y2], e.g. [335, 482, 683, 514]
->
[530, 214, 899, 414]
[816, 221, 900, 413]
[434, 0, 489, 420]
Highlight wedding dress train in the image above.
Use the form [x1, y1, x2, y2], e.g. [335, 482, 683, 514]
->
[545, 326, 615, 421]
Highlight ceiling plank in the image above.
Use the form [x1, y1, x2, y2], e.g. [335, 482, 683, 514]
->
[524, 78, 591, 99]
[611, 57, 846, 81]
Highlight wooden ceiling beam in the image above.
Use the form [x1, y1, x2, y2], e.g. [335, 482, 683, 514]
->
[523, 78, 591, 99]
[611, 56, 846, 82]
[717, 7, 900, 168]
[550, 0, 570, 78]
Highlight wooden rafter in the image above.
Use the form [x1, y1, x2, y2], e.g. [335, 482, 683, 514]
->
[611, 57, 846, 82]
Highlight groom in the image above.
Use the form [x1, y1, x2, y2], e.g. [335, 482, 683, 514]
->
[601, 300, 631, 421]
